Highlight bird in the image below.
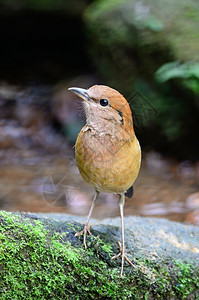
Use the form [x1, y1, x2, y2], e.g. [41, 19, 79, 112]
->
[68, 85, 141, 276]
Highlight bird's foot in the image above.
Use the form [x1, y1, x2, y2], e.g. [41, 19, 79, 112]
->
[75, 223, 92, 249]
[111, 241, 135, 277]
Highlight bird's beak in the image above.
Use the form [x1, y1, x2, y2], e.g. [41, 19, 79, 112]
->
[68, 87, 91, 104]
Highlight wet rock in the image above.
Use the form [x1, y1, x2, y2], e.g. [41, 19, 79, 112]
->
[185, 192, 199, 210]
[185, 211, 199, 226]
[185, 193, 199, 225]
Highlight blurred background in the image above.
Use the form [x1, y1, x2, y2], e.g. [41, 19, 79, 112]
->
[0, 0, 199, 225]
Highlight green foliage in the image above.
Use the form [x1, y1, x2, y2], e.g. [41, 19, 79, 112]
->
[0, 211, 199, 299]
[144, 17, 164, 32]
[156, 61, 199, 81]
[156, 61, 199, 94]
[132, 80, 187, 142]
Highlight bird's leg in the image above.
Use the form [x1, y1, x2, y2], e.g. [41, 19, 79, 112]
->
[75, 190, 99, 249]
[112, 193, 135, 277]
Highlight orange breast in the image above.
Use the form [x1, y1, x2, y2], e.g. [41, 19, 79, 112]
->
[75, 127, 141, 193]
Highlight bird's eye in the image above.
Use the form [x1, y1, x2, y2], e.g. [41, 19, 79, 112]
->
[99, 99, 109, 107]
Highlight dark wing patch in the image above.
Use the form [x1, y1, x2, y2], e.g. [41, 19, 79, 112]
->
[125, 186, 134, 198]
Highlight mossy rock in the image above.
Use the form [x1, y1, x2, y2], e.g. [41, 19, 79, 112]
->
[0, 210, 199, 299]
[85, 0, 199, 63]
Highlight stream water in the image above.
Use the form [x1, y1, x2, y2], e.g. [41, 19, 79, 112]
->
[0, 146, 198, 225]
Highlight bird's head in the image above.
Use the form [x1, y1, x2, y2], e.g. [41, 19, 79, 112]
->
[68, 85, 134, 136]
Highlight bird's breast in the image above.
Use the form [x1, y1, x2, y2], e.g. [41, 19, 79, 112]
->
[75, 127, 141, 193]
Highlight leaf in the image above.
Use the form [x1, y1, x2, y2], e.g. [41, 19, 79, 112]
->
[155, 61, 199, 83]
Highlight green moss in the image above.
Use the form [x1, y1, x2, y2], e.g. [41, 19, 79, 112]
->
[0, 211, 199, 299]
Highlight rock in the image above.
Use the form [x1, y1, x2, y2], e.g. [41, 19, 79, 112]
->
[1, 210, 199, 299]
[185, 211, 199, 226]
[185, 193, 199, 225]
[185, 192, 199, 210]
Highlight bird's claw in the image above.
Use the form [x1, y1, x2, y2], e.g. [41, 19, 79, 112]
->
[111, 241, 135, 276]
[75, 223, 92, 249]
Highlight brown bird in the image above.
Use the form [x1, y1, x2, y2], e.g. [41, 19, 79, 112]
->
[68, 85, 141, 276]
